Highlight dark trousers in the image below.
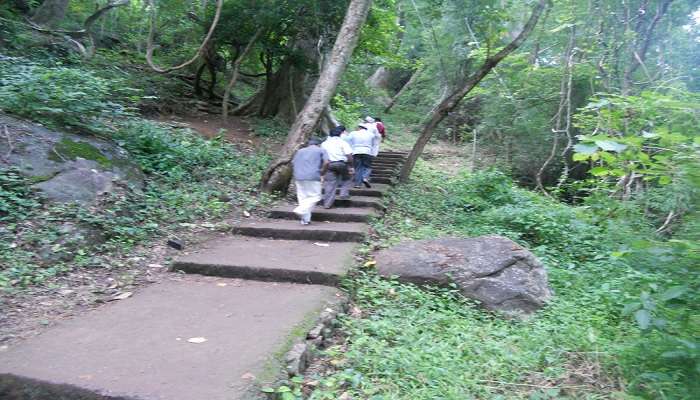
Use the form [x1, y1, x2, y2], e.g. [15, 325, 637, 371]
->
[353, 154, 373, 186]
[322, 162, 352, 208]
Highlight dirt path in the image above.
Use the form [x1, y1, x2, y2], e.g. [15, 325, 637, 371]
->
[156, 113, 283, 153]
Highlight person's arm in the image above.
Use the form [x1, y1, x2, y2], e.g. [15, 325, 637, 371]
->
[320, 149, 330, 176]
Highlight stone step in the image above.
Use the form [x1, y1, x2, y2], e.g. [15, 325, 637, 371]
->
[375, 156, 406, 162]
[325, 186, 387, 198]
[269, 205, 379, 223]
[173, 237, 356, 285]
[0, 276, 341, 400]
[368, 176, 395, 185]
[332, 195, 384, 210]
[378, 151, 408, 155]
[370, 172, 396, 178]
[233, 220, 368, 242]
[372, 162, 402, 168]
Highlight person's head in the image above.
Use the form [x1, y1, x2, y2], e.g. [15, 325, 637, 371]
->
[329, 125, 346, 137]
[364, 116, 375, 123]
[374, 117, 382, 122]
[307, 137, 322, 146]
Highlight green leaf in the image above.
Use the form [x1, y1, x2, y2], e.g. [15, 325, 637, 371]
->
[660, 286, 687, 301]
[622, 302, 641, 316]
[590, 166, 609, 176]
[658, 175, 672, 185]
[595, 140, 628, 152]
[281, 392, 296, 400]
[261, 387, 276, 393]
[572, 153, 590, 162]
[573, 143, 598, 155]
[635, 309, 651, 330]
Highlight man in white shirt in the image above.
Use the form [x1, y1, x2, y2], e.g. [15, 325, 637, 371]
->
[347, 122, 380, 188]
[321, 125, 354, 208]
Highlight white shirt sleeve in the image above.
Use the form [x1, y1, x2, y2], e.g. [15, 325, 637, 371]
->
[342, 140, 353, 156]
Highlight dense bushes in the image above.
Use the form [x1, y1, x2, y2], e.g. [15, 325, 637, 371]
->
[312, 163, 698, 399]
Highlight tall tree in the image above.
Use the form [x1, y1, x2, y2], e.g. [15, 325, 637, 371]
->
[260, 0, 373, 193]
[399, 0, 549, 182]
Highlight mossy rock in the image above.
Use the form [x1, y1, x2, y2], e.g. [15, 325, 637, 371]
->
[48, 138, 112, 168]
[0, 113, 144, 203]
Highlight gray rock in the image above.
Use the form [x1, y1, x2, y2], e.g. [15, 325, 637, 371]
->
[375, 236, 553, 317]
[285, 342, 308, 376]
[0, 113, 143, 204]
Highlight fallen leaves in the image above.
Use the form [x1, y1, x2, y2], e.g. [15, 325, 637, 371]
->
[363, 260, 376, 268]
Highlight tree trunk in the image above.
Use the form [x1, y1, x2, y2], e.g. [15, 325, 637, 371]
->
[222, 28, 263, 122]
[31, 0, 70, 28]
[232, 59, 306, 123]
[399, 0, 548, 182]
[384, 65, 421, 113]
[260, 0, 373, 193]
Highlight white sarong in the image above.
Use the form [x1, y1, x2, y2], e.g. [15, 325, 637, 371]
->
[294, 180, 322, 222]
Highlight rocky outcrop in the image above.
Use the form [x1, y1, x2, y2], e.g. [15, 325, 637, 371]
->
[0, 113, 143, 203]
[375, 236, 553, 317]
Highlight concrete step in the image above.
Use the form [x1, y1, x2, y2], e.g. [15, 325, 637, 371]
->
[233, 220, 368, 242]
[332, 195, 384, 210]
[348, 184, 390, 197]
[378, 151, 408, 156]
[0, 276, 341, 400]
[372, 166, 398, 171]
[173, 237, 356, 285]
[369, 176, 395, 185]
[375, 156, 406, 162]
[370, 172, 396, 178]
[373, 162, 402, 169]
[269, 205, 379, 222]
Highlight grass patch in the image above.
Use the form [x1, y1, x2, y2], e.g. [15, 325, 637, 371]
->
[306, 162, 698, 400]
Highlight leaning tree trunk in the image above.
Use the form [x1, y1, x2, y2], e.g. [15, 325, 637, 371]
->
[31, 0, 70, 28]
[399, 0, 548, 182]
[384, 65, 421, 113]
[260, 0, 373, 193]
[222, 28, 263, 122]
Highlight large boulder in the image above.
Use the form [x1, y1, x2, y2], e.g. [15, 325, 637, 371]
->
[375, 236, 553, 317]
[0, 113, 143, 203]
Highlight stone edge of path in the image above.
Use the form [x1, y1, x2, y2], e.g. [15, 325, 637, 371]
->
[280, 294, 350, 379]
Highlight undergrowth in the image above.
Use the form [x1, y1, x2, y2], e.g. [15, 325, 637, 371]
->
[304, 163, 698, 400]
[0, 56, 271, 289]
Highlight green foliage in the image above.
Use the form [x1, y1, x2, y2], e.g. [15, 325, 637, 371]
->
[332, 94, 365, 128]
[310, 164, 698, 399]
[0, 168, 41, 223]
[573, 91, 700, 188]
[0, 120, 271, 289]
[0, 57, 137, 129]
[249, 117, 290, 138]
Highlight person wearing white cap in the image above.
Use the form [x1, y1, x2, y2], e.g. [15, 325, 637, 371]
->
[347, 122, 381, 188]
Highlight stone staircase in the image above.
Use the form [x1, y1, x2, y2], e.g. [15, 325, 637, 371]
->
[0, 151, 409, 400]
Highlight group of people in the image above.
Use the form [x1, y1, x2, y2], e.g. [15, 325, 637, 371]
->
[291, 116, 386, 225]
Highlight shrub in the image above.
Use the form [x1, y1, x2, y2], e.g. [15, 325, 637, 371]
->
[0, 56, 136, 129]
